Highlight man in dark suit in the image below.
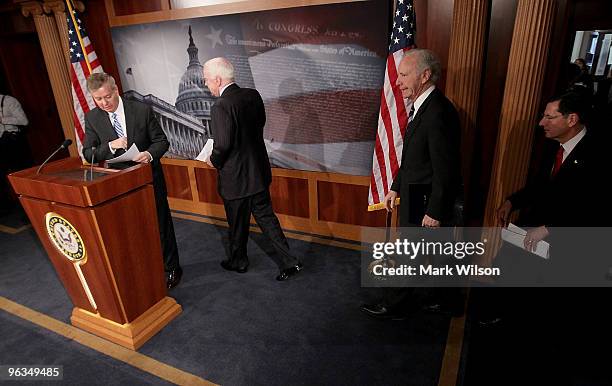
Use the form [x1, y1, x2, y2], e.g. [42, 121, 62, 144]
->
[361, 49, 463, 319]
[497, 92, 599, 238]
[81, 72, 182, 289]
[494, 92, 608, 280]
[475, 92, 608, 327]
[202, 57, 302, 281]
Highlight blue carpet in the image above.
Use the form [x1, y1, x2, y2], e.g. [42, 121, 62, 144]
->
[0, 215, 452, 385]
[0, 311, 171, 385]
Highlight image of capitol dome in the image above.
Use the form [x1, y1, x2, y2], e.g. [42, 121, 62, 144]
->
[122, 25, 214, 159]
[175, 25, 215, 136]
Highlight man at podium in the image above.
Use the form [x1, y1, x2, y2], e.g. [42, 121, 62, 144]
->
[81, 72, 182, 289]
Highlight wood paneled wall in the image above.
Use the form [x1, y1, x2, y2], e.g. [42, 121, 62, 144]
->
[414, 0, 454, 90]
[465, 0, 518, 225]
[81, 0, 123, 92]
[112, 0, 166, 16]
[162, 159, 387, 241]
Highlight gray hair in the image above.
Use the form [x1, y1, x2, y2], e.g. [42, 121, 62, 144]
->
[203, 57, 235, 81]
[86, 72, 116, 92]
[404, 49, 441, 84]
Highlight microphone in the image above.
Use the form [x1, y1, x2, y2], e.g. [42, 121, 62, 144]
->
[89, 146, 96, 181]
[36, 139, 73, 174]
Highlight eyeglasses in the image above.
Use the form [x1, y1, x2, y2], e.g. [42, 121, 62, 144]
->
[541, 114, 564, 120]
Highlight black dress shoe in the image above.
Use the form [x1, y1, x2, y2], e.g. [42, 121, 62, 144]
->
[276, 262, 303, 281]
[423, 303, 464, 317]
[166, 266, 183, 289]
[360, 304, 406, 320]
[220, 260, 248, 273]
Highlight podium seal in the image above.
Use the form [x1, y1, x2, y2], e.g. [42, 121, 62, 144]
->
[45, 213, 86, 262]
[44, 212, 97, 311]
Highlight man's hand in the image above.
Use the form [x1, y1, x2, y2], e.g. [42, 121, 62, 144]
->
[205, 159, 214, 168]
[422, 214, 440, 228]
[524, 225, 549, 252]
[133, 151, 152, 163]
[110, 137, 127, 151]
[496, 200, 513, 227]
[384, 190, 398, 212]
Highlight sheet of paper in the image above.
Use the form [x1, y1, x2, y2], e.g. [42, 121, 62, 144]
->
[501, 223, 550, 259]
[106, 143, 140, 164]
[195, 138, 214, 163]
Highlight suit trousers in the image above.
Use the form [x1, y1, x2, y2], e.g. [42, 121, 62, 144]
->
[153, 183, 180, 272]
[381, 226, 464, 314]
[223, 189, 298, 270]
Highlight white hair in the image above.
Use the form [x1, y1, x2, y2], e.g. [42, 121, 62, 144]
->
[404, 49, 441, 84]
[203, 57, 235, 81]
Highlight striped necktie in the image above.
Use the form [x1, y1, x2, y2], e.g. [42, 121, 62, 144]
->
[111, 112, 124, 137]
[405, 105, 415, 134]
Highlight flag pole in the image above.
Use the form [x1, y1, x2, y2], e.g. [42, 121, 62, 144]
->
[66, 0, 92, 74]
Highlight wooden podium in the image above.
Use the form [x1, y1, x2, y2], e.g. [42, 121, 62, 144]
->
[9, 157, 182, 350]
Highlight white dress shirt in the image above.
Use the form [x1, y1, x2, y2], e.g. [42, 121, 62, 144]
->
[411, 85, 436, 117]
[560, 127, 586, 162]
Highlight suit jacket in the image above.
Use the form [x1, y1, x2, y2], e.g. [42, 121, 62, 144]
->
[81, 98, 169, 195]
[210, 84, 271, 200]
[390, 88, 462, 226]
[503, 132, 611, 284]
[508, 131, 601, 227]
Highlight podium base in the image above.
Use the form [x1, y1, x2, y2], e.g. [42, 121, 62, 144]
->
[71, 296, 182, 350]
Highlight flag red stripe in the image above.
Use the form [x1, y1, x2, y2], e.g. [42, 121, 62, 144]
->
[378, 116, 394, 189]
[70, 65, 90, 114]
[392, 48, 410, 139]
[370, 169, 380, 204]
[79, 60, 92, 79]
[381, 57, 400, 172]
[373, 129, 389, 197]
[72, 107, 85, 142]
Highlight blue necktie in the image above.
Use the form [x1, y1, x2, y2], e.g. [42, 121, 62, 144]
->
[111, 112, 124, 137]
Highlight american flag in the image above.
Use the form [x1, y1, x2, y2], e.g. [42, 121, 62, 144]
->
[368, 0, 416, 209]
[66, 0, 102, 157]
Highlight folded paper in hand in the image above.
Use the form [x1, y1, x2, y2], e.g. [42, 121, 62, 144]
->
[106, 144, 140, 164]
[501, 223, 550, 259]
[195, 138, 214, 163]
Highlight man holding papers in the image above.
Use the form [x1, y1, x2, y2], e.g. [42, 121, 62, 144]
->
[82, 72, 182, 289]
[202, 57, 302, 281]
[477, 92, 604, 326]
[496, 91, 598, 247]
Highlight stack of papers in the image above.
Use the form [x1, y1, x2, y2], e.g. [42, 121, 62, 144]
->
[106, 144, 140, 164]
[501, 223, 550, 259]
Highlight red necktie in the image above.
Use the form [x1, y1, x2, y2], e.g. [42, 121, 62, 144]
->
[551, 145, 563, 177]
